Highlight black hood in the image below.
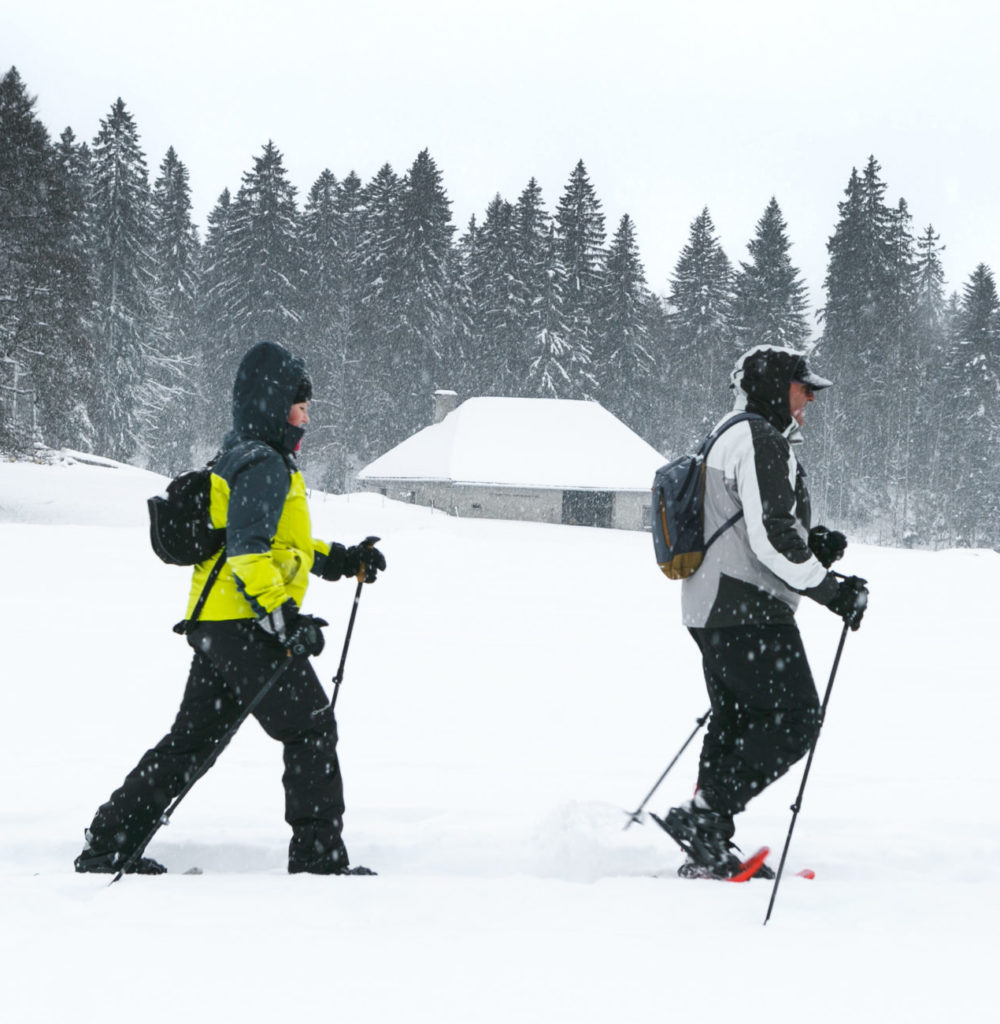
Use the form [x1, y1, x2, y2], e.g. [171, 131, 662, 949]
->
[730, 345, 823, 433]
[225, 341, 310, 454]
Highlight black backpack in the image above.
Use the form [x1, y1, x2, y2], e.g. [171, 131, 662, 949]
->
[148, 462, 225, 566]
[148, 460, 228, 634]
[651, 413, 762, 579]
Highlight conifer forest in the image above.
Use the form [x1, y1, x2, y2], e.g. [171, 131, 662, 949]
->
[2, 67, 997, 548]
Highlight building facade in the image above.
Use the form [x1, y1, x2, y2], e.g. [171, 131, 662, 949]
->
[357, 395, 663, 531]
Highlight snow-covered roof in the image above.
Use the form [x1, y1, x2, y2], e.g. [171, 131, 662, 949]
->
[358, 397, 664, 491]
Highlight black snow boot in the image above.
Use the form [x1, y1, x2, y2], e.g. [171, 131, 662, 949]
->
[288, 825, 376, 876]
[74, 846, 166, 875]
[652, 798, 742, 877]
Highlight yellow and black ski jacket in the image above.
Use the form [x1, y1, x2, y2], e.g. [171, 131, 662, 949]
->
[184, 341, 347, 623]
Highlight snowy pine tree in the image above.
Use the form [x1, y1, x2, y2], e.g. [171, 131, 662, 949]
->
[299, 168, 353, 488]
[442, 214, 478, 397]
[906, 225, 950, 542]
[38, 127, 98, 449]
[0, 67, 60, 449]
[150, 146, 201, 472]
[152, 148, 199, 330]
[330, 169, 388, 482]
[391, 150, 456, 433]
[196, 188, 238, 443]
[525, 223, 581, 398]
[642, 290, 675, 451]
[667, 207, 734, 439]
[593, 213, 655, 429]
[912, 226, 948, 366]
[730, 197, 811, 350]
[465, 194, 523, 395]
[299, 169, 341, 360]
[354, 162, 403, 459]
[512, 178, 552, 360]
[554, 160, 606, 397]
[213, 141, 303, 373]
[333, 170, 369, 347]
[819, 157, 916, 530]
[89, 98, 168, 462]
[513, 178, 577, 398]
[946, 264, 1000, 545]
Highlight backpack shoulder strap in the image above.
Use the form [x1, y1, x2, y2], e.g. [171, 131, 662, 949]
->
[172, 546, 226, 636]
[701, 411, 764, 453]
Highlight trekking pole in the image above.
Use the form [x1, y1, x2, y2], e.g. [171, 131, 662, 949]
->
[110, 652, 295, 884]
[623, 709, 711, 829]
[329, 577, 364, 710]
[326, 534, 379, 710]
[763, 622, 850, 924]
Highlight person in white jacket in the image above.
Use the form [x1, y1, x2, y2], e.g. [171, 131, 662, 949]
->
[654, 345, 868, 879]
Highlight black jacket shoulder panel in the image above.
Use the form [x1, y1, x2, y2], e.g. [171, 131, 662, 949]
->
[748, 420, 811, 566]
[212, 440, 292, 558]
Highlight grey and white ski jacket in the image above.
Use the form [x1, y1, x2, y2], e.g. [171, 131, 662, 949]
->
[681, 402, 829, 629]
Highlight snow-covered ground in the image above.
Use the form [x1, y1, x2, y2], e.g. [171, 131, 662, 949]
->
[1, 456, 997, 1022]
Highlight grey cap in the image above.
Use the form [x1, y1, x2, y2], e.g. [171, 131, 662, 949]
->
[792, 355, 832, 390]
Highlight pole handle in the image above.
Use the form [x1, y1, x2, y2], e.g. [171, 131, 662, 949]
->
[355, 535, 382, 583]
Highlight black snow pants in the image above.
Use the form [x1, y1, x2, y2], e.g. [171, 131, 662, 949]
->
[85, 620, 346, 869]
[689, 624, 821, 817]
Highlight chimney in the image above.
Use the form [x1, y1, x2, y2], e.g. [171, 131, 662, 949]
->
[432, 389, 459, 424]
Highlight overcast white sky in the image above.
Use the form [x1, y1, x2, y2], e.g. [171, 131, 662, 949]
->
[5, 0, 999, 322]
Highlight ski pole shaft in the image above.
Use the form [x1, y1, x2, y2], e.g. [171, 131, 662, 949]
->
[763, 622, 849, 925]
[110, 652, 294, 884]
[623, 709, 711, 829]
[330, 577, 365, 710]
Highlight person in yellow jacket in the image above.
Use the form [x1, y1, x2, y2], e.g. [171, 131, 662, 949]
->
[75, 341, 385, 876]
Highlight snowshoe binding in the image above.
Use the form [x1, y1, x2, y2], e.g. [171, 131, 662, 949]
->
[651, 801, 743, 877]
[74, 847, 167, 875]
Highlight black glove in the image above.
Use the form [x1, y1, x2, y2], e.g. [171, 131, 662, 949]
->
[257, 599, 329, 656]
[342, 535, 386, 583]
[825, 575, 869, 631]
[285, 613, 328, 657]
[808, 526, 847, 568]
